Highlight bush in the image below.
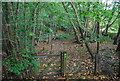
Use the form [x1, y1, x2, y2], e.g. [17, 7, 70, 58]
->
[56, 33, 71, 40]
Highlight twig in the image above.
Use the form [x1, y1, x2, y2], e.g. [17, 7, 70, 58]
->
[0, 38, 17, 44]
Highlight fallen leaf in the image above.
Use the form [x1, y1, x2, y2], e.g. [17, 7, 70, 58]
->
[93, 76, 99, 79]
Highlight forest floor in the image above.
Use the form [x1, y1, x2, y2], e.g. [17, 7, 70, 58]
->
[34, 38, 119, 80]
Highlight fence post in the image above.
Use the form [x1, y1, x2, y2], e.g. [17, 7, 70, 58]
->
[61, 52, 67, 76]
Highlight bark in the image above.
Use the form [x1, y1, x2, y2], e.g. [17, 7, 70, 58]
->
[116, 8, 120, 76]
[116, 41, 120, 52]
[113, 25, 120, 45]
[94, 21, 100, 75]
[116, 41, 120, 78]
[5, 3, 11, 39]
[2, 2, 13, 55]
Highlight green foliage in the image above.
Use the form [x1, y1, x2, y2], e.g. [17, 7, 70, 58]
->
[82, 33, 113, 44]
[111, 62, 119, 67]
[2, 2, 119, 78]
[103, 51, 114, 56]
[2, 2, 41, 75]
[56, 33, 71, 40]
[39, 33, 49, 41]
[3, 53, 40, 75]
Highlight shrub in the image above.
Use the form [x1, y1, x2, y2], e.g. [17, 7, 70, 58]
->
[56, 33, 71, 40]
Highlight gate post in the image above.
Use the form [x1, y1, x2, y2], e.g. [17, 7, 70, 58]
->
[60, 52, 67, 76]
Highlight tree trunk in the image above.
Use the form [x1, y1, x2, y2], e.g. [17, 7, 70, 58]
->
[104, 3, 119, 35]
[105, 24, 109, 35]
[84, 3, 90, 37]
[62, 2, 81, 43]
[31, 3, 39, 48]
[116, 4, 120, 75]
[113, 23, 120, 45]
[70, 2, 94, 59]
[70, 2, 84, 38]
[116, 41, 120, 78]
[2, 2, 13, 55]
[94, 21, 100, 75]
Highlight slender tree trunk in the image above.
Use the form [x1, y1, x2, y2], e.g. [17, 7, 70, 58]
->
[113, 25, 120, 45]
[84, 17, 89, 37]
[103, 3, 118, 35]
[94, 21, 100, 75]
[3, 2, 13, 55]
[9, 2, 20, 61]
[105, 15, 119, 35]
[105, 24, 109, 35]
[115, 9, 120, 76]
[70, 2, 84, 38]
[70, 2, 94, 59]
[62, 2, 81, 43]
[116, 41, 120, 78]
[84, 3, 90, 37]
[32, 3, 39, 49]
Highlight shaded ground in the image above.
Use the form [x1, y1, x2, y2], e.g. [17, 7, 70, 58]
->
[34, 39, 119, 80]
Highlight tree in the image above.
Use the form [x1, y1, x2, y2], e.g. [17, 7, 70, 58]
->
[113, 25, 120, 45]
[116, 40, 120, 78]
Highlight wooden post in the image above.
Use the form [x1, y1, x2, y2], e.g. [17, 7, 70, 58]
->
[60, 52, 63, 76]
[61, 52, 67, 76]
[63, 52, 67, 76]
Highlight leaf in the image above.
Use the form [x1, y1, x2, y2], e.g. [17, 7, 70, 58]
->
[29, 32, 34, 36]
[93, 76, 99, 79]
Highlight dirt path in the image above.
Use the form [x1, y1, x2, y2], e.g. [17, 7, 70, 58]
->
[35, 39, 118, 79]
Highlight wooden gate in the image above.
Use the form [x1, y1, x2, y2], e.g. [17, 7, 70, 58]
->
[34, 52, 67, 77]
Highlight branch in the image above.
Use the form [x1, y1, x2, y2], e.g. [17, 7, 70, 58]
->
[70, 2, 94, 59]
[62, 2, 81, 42]
[1, 38, 17, 44]
[108, 12, 119, 27]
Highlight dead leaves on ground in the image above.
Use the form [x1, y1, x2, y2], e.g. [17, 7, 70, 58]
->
[63, 74, 110, 80]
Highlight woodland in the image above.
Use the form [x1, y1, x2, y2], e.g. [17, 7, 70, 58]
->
[2, 1, 120, 80]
